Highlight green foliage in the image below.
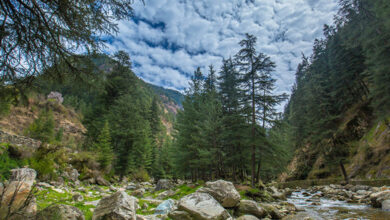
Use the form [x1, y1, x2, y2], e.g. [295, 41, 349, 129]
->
[94, 121, 114, 171]
[25, 109, 55, 143]
[0, 144, 25, 180]
[131, 168, 151, 182]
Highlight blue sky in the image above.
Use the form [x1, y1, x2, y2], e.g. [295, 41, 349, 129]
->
[106, 0, 339, 101]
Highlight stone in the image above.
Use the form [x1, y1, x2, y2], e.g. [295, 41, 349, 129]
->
[36, 204, 84, 220]
[197, 180, 241, 208]
[36, 182, 52, 188]
[370, 190, 390, 208]
[47, 91, 64, 104]
[236, 215, 259, 220]
[96, 176, 110, 186]
[0, 168, 37, 218]
[382, 200, 390, 211]
[155, 199, 175, 215]
[110, 185, 117, 192]
[132, 188, 146, 197]
[156, 190, 176, 199]
[63, 168, 80, 182]
[259, 203, 283, 219]
[127, 183, 137, 190]
[142, 198, 164, 205]
[155, 179, 173, 191]
[237, 200, 266, 218]
[168, 210, 192, 220]
[73, 193, 84, 202]
[178, 192, 231, 220]
[93, 191, 137, 220]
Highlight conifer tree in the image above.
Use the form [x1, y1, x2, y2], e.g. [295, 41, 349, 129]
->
[94, 121, 114, 171]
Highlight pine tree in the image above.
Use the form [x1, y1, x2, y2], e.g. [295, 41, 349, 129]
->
[94, 121, 114, 171]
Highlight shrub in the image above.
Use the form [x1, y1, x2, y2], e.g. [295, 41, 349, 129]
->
[25, 109, 55, 143]
[0, 143, 25, 180]
[132, 168, 150, 182]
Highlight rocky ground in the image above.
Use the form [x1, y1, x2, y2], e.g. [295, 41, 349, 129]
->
[2, 168, 390, 220]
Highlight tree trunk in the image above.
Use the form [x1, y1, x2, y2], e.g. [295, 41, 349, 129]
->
[251, 74, 256, 187]
[339, 160, 349, 183]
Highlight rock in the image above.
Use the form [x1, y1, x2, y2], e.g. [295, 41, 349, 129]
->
[36, 182, 52, 188]
[143, 198, 164, 205]
[127, 183, 137, 190]
[168, 210, 192, 220]
[0, 168, 37, 218]
[155, 199, 175, 215]
[382, 200, 390, 211]
[63, 168, 80, 182]
[237, 200, 266, 218]
[137, 215, 167, 220]
[157, 190, 176, 199]
[96, 176, 110, 186]
[85, 199, 101, 206]
[259, 203, 283, 219]
[110, 185, 117, 192]
[92, 186, 105, 193]
[178, 192, 231, 220]
[197, 180, 241, 208]
[236, 215, 259, 220]
[155, 179, 173, 191]
[73, 193, 84, 202]
[53, 188, 65, 193]
[93, 191, 137, 220]
[370, 190, 390, 208]
[132, 188, 146, 197]
[36, 204, 84, 220]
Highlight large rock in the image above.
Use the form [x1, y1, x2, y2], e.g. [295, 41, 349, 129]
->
[370, 190, 390, 208]
[382, 200, 390, 211]
[93, 191, 137, 220]
[178, 192, 231, 220]
[36, 204, 84, 220]
[259, 203, 283, 219]
[168, 211, 192, 220]
[155, 179, 173, 191]
[236, 200, 266, 218]
[0, 168, 37, 218]
[197, 180, 240, 208]
[155, 199, 175, 215]
[236, 215, 259, 220]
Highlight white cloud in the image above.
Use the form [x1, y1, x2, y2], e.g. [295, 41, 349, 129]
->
[107, 0, 339, 107]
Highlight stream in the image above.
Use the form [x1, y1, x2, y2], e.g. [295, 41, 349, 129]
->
[287, 189, 390, 219]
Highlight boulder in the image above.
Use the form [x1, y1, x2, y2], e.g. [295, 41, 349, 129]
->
[157, 190, 176, 199]
[96, 176, 110, 186]
[155, 199, 175, 215]
[92, 191, 137, 220]
[259, 203, 283, 219]
[197, 180, 240, 208]
[382, 200, 390, 211]
[36, 204, 84, 220]
[155, 179, 173, 191]
[370, 190, 390, 208]
[132, 188, 146, 197]
[63, 168, 80, 182]
[236, 215, 259, 220]
[73, 193, 84, 202]
[236, 200, 266, 218]
[0, 168, 37, 218]
[168, 210, 192, 220]
[178, 192, 231, 220]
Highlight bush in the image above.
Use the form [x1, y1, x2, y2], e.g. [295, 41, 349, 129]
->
[132, 168, 150, 182]
[25, 109, 55, 143]
[0, 144, 25, 180]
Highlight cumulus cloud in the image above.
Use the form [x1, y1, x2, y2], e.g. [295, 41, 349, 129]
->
[107, 0, 339, 106]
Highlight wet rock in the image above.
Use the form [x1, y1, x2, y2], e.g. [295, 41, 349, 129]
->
[237, 215, 259, 220]
[155, 179, 173, 191]
[197, 180, 241, 208]
[178, 192, 231, 220]
[36, 204, 84, 220]
[93, 191, 137, 220]
[237, 200, 266, 218]
[155, 199, 175, 215]
[382, 200, 390, 211]
[370, 190, 390, 208]
[168, 210, 192, 220]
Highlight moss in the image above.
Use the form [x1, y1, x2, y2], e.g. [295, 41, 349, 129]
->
[167, 184, 201, 200]
[137, 199, 158, 215]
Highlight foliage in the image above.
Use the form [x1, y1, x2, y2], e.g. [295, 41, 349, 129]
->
[25, 109, 55, 143]
[93, 121, 114, 171]
[0, 144, 25, 180]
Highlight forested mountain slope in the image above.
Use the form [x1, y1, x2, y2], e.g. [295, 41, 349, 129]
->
[279, 0, 390, 182]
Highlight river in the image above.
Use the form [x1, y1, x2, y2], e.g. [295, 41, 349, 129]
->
[287, 189, 390, 219]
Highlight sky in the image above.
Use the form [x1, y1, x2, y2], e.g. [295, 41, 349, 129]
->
[106, 0, 339, 104]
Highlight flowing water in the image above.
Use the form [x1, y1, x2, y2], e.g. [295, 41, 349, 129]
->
[287, 190, 390, 220]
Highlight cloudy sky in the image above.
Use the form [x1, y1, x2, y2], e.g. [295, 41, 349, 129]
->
[107, 0, 339, 100]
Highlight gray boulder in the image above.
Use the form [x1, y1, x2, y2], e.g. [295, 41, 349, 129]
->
[155, 179, 173, 191]
[236, 200, 266, 218]
[370, 190, 390, 208]
[382, 199, 390, 211]
[36, 204, 84, 220]
[155, 199, 175, 214]
[93, 191, 137, 220]
[197, 180, 240, 208]
[178, 192, 231, 220]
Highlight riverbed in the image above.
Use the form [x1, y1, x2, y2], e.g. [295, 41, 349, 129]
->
[287, 189, 390, 219]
